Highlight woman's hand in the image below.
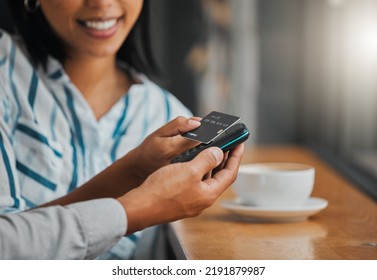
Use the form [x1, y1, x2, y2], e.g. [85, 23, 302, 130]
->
[42, 116, 238, 210]
[125, 116, 202, 183]
[117, 143, 244, 235]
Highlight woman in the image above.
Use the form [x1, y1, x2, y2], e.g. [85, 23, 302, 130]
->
[0, 0, 243, 259]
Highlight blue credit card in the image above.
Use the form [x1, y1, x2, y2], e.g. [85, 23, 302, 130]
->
[182, 111, 240, 144]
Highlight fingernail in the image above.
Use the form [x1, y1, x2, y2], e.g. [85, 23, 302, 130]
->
[211, 148, 223, 163]
[188, 119, 201, 126]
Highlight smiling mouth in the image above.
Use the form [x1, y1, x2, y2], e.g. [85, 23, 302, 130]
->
[77, 17, 123, 31]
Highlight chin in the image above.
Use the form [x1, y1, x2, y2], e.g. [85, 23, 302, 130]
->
[86, 47, 120, 59]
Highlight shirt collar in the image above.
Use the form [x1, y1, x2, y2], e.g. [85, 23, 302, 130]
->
[45, 56, 149, 86]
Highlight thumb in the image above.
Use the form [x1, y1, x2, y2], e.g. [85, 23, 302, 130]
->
[158, 116, 201, 137]
[187, 147, 224, 175]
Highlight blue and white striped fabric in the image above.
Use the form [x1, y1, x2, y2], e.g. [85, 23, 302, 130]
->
[0, 30, 191, 259]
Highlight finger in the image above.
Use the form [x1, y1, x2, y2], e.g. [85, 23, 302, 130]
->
[213, 151, 229, 175]
[190, 116, 202, 122]
[223, 144, 244, 169]
[186, 147, 223, 177]
[157, 116, 201, 137]
[202, 144, 244, 195]
[164, 117, 203, 153]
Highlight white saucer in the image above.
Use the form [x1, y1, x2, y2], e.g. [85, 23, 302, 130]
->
[221, 197, 328, 223]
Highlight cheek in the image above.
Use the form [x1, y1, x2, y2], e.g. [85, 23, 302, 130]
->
[40, 1, 78, 36]
[124, 0, 144, 24]
[44, 16, 76, 48]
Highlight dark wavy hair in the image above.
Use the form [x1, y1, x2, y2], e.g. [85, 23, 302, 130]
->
[7, 0, 159, 78]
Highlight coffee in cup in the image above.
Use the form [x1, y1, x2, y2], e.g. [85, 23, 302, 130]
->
[233, 163, 315, 208]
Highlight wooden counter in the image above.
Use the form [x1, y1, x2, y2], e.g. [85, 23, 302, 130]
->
[167, 146, 377, 259]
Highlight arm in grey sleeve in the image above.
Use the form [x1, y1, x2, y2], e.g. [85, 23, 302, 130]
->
[0, 198, 127, 260]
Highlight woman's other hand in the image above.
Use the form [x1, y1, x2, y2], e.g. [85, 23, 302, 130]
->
[118, 143, 244, 235]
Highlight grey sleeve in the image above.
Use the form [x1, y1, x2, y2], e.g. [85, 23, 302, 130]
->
[0, 198, 127, 260]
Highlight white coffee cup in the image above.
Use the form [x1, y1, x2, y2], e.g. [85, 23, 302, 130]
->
[233, 163, 315, 208]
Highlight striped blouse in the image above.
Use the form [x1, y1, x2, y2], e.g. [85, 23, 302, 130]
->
[0, 30, 191, 259]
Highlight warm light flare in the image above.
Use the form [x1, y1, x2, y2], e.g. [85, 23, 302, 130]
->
[350, 21, 377, 61]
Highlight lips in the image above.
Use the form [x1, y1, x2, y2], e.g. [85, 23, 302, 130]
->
[77, 16, 123, 39]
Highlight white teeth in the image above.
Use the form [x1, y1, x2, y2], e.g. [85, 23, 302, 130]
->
[84, 19, 117, 30]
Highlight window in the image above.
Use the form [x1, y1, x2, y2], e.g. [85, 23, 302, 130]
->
[159, 0, 377, 199]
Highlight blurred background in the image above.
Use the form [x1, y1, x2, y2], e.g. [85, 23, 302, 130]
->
[1, 0, 376, 200]
[151, 0, 377, 200]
